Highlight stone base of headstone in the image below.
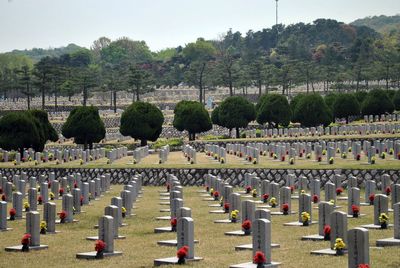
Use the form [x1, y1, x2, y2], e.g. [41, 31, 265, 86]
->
[257, 205, 271, 209]
[202, 198, 216, 201]
[197, 190, 207, 193]
[234, 243, 280, 250]
[360, 203, 372, 206]
[94, 223, 127, 229]
[159, 197, 169, 201]
[301, 234, 324, 241]
[154, 256, 203, 266]
[159, 202, 170, 206]
[230, 261, 281, 268]
[337, 196, 348, 200]
[155, 216, 171, 221]
[200, 194, 210, 197]
[76, 251, 123, 259]
[86, 235, 126, 240]
[208, 204, 221, 207]
[56, 219, 79, 224]
[240, 195, 253, 199]
[8, 216, 25, 221]
[45, 231, 60, 235]
[291, 195, 299, 199]
[159, 193, 170, 197]
[310, 248, 347, 256]
[214, 219, 237, 224]
[0, 228, 12, 232]
[346, 214, 366, 218]
[209, 210, 225, 214]
[270, 211, 296, 216]
[156, 239, 199, 246]
[160, 209, 170, 213]
[360, 224, 393, 229]
[313, 206, 342, 209]
[283, 221, 317, 226]
[376, 238, 400, 247]
[154, 227, 172, 233]
[225, 230, 249, 236]
[5, 245, 48, 252]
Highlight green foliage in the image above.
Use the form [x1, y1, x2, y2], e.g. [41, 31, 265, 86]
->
[6, 44, 83, 62]
[120, 102, 164, 146]
[173, 101, 212, 140]
[152, 138, 183, 150]
[218, 96, 255, 135]
[290, 94, 306, 115]
[324, 93, 338, 110]
[332, 94, 360, 121]
[61, 106, 105, 149]
[351, 15, 400, 34]
[256, 94, 291, 127]
[361, 89, 395, 115]
[211, 105, 221, 126]
[294, 94, 332, 127]
[393, 90, 400, 111]
[354, 91, 368, 104]
[29, 110, 58, 142]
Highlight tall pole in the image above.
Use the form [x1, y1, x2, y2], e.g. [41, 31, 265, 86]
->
[275, 0, 278, 25]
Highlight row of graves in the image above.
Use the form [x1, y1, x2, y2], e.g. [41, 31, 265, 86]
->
[183, 145, 196, 164]
[215, 138, 400, 165]
[245, 122, 400, 139]
[0, 170, 143, 260]
[0, 146, 128, 166]
[197, 173, 400, 268]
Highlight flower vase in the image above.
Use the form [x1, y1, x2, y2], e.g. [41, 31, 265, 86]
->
[369, 201, 373, 205]
[10, 215, 15, 221]
[122, 213, 126, 218]
[244, 229, 251, 235]
[38, 201, 42, 205]
[231, 219, 237, 223]
[225, 208, 229, 213]
[324, 234, 330, 241]
[283, 210, 288, 215]
[21, 244, 29, 252]
[252, 194, 257, 198]
[256, 264, 265, 268]
[177, 257, 185, 265]
[95, 250, 104, 259]
[40, 228, 46, 235]
[303, 221, 309, 226]
[353, 213, 358, 218]
[214, 196, 218, 201]
[381, 222, 387, 229]
[171, 226, 177, 232]
[271, 204, 276, 208]
[263, 199, 267, 204]
[25, 208, 30, 212]
[336, 249, 344, 256]
[60, 218, 65, 224]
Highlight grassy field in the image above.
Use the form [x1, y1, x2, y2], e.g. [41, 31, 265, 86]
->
[1, 186, 399, 268]
[1, 150, 400, 170]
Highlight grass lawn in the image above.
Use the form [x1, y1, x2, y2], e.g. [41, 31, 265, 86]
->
[1, 186, 399, 267]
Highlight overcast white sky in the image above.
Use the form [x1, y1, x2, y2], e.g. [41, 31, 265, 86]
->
[0, 0, 398, 52]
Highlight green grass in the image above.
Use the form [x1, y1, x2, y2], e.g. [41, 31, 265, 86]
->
[1, 186, 399, 267]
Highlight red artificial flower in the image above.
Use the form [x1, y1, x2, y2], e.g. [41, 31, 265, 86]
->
[213, 191, 219, 198]
[290, 186, 295, 192]
[356, 154, 361, 161]
[38, 195, 43, 202]
[9, 208, 16, 216]
[248, 156, 252, 161]
[386, 187, 391, 195]
[253, 251, 266, 264]
[95, 240, 106, 252]
[246, 186, 252, 193]
[358, 264, 370, 268]
[368, 194, 375, 202]
[299, 152, 303, 157]
[281, 156, 285, 161]
[352, 205, 360, 214]
[336, 187, 344, 194]
[242, 220, 251, 230]
[177, 246, 189, 259]
[59, 188, 64, 194]
[21, 234, 31, 245]
[170, 217, 177, 227]
[59, 210, 67, 220]
[1, 194, 5, 201]
[317, 156, 322, 162]
[262, 194, 269, 200]
[224, 203, 230, 210]
[282, 203, 289, 212]
[397, 152, 400, 160]
[166, 183, 170, 191]
[323, 225, 331, 235]
[0, 187, 3, 194]
[313, 195, 319, 203]
[74, 182, 78, 189]
[48, 182, 51, 188]
[205, 185, 209, 191]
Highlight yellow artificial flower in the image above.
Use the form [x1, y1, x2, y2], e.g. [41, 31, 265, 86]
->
[379, 213, 389, 224]
[301, 212, 310, 223]
[122, 207, 127, 213]
[334, 238, 346, 250]
[40, 221, 47, 231]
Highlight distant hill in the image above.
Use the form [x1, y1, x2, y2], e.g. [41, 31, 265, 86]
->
[351, 15, 400, 34]
[6, 43, 84, 62]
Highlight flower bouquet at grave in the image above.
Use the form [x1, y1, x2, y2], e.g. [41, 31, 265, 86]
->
[352, 205, 360, 218]
[177, 246, 189, 265]
[317, 156, 322, 162]
[269, 197, 277, 208]
[389, 148, 394, 155]
[281, 156, 285, 162]
[329, 157, 334, 165]
[253, 159, 257, 165]
[371, 157, 376, 164]
[79, 159, 83, 165]
[224, 203, 230, 213]
[170, 217, 177, 232]
[24, 202, 30, 212]
[89, 193, 93, 201]
[21, 234, 31, 252]
[312, 195, 319, 204]
[209, 188, 214, 197]
[67, 186, 71, 193]
[9, 208, 16, 221]
[239, 152, 243, 158]
[379, 213, 389, 229]
[38, 195, 43, 205]
[59, 210, 67, 224]
[252, 189, 257, 198]
[356, 154, 361, 161]
[368, 194, 375, 205]
[385, 187, 391, 196]
[34, 160, 38, 166]
[397, 152, 400, 160]
[301, 212, 310, 226]
[263, 151, 267, 156]
[289, 158, 295, 165]
[213, 191, 220, 201]
[336, 187, 344, 196]
[205, 185, 209, 192]
[1, 194, 6, 201]
[95, 240, 106, 259]
[306, 153, 311, 159]
[323, 225, 331, 241]
[55, 159, 60, 165]
[40, 221, 47, 234]
[80, 195, 84, 206]
[299, 152, 303, 158]
[121, 207, 126, 218]
[220, 196, 224, 207]
[253, 251, 267, 268]
[59, 188, 64, 197]
[12, 184, 16, 191]
[190, 158, 194, 164]
[333, 238, 346, 256]
[358, 264, 370, 268]
[0, 187, 2, 194]
[341, 153, 347, 159]
[248, 156, 252, 162]
[246, 186, 252, 194]
[381, 152, 386, 159]
[242, 220, 252, 235]
[262, 194, 269, 203]
[220, 157, 225, 164]
[290, 186, 295, 194]
[322, 150, 327, 156]
[282, 203, 289, 215]
[13, 160, 17, 165]
[214, 153, 218, 160]
[231, 210, 239, 223]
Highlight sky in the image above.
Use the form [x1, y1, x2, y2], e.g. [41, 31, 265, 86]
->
[0, 0, 399, 53]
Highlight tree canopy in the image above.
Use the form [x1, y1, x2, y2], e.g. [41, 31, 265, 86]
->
[293, 94, 332, 127]
[361, 89, 395, 115]
[332, 93, 361, 122]
[256, 94, 291, 127]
